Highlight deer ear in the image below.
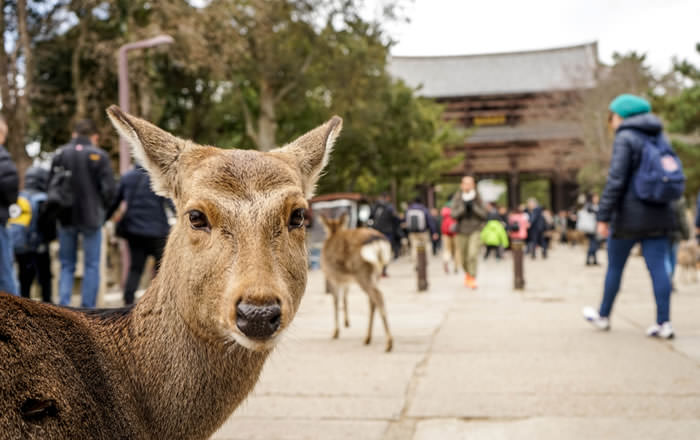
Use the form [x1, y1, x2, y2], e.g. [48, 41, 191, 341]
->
[272, 116, 342, 198]
[338, 212, 349, 227]
[106, 105, 191, 198]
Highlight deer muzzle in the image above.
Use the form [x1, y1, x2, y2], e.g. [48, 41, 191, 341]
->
[235, 301, 282, 340]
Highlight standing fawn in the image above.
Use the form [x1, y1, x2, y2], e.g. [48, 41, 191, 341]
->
[320, 214, 393, 352]
[0, 106, 341, 439]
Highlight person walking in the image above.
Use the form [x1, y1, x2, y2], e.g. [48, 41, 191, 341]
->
[451, 176, 487, 289]
[696, 190, 700, 244]
[579, 193, 601, 265]
[583, 94, 683, 339]
[0, 116, 19, 295]
[440, 202, 459, 273]
[108, 163, 171, 305]
[50, 119, 116, 307]
[667, 197, 690, 284]
[369, 193, 401, 259]
[525, 198, 548, 259]
[481, 211, 509, 260]
[430, 208, 442, 256]
[8, 166, 53, 302]
[405, 197, 438, 268]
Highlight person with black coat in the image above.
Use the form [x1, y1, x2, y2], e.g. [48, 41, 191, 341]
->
[11, 166, 53, 302]
[108, 164, 172, 304]
[369, 193, 401, 259]
[583, 94, 677, 339]
[0, 116, 19, 295]
[49, 119, 116, 307]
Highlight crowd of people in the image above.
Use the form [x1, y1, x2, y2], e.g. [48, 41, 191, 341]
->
[0, 117, 171, 307]
[366, 94, 699, 341]
[0, 94, 698, 332]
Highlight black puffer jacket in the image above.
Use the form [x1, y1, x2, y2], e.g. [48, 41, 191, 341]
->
[107, 165, 172, 239]
[49, 137, 116, 229]
[597, 113, 676, 239]
[0, 145, 19, 224]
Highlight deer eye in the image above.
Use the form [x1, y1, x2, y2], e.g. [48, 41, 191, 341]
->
[288, 208, 306, 230]
[188, 210, 210, 232]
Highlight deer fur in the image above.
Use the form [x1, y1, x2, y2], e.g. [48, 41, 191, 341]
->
[0, 106, 341, 439]
[320, 214, 393, 352]
[676, 240, 698, 284]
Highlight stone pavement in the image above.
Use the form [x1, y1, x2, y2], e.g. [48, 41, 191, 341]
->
[213, 244, 700, 440]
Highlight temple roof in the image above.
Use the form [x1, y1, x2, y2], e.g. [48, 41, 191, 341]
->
[388, 42, 598, 98]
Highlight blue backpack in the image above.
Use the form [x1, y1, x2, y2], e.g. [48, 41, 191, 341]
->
[632, 134, 685, 204]
[8, 190, 47, 254]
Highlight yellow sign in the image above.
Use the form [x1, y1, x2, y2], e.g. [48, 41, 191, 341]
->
[473, 115, 506, 126]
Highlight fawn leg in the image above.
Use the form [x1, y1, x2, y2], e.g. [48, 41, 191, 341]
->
[343, 286, 350, 328]
[364, 296, 375, 345]
[331, 284, 340, 339]
[372, 287, 393, 352]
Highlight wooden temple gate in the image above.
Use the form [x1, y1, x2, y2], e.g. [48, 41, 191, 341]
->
[389, 42, 599, 211]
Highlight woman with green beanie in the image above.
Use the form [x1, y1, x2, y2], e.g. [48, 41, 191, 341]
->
[583, 94, 678, 339]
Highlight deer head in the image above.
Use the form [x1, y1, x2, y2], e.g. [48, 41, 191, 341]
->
[320, 213, 349, 236]
[107, 106, 341, 352]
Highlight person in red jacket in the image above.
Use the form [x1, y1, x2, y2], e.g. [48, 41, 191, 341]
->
[440, 202, 459, 274]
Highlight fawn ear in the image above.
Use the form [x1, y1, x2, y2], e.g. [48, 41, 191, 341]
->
[106, 105, 191, 198]
[273, 116, 342, 198]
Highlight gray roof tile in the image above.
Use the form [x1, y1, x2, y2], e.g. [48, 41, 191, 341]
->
[388, 43, 598, 98]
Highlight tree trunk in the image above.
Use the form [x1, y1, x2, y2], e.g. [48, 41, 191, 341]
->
[72, 12, 89, 119]
[14, 0, 32, 175]
[243, 79, 278, 151]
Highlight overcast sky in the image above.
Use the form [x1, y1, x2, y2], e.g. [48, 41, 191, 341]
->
[374, 0, 699, 74]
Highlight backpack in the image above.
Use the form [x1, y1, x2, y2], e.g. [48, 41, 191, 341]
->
[632, 135, 685, 204]
[8, 191, 47, 254]
[576, 208, 596, 234]
[47, 148, 75, 211]
[406, 208, 427, 233]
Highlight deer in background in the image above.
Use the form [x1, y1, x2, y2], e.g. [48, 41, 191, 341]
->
[0, 106, 341, 439]
[321, 214, 393, 352]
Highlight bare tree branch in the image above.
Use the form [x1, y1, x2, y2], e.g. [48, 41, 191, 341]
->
[275, 53, 313, 102]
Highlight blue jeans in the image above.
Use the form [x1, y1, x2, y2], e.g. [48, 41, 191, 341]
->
[665, 242, 679, 279]
[0, 224, 18, 295]
[599, 237, 671, 324]
[586, 233, 599, 263]
[58, 226, 102, 307]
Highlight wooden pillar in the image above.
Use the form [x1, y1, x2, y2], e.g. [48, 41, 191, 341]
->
[552, 173, 566, 212]
[507, 153, 520, 210]
[508, 172, 520, 210]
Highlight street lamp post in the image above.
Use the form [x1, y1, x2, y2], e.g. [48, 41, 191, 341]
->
[116, 35, 174, 293]
[117, 35, 174, 174]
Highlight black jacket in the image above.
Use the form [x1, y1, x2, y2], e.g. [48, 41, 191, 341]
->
[370, 201, 399, 237]
[0, 145, 19, 224]
[107, 165, 171, 239]
[49, 137, 116, 229]
[597, 114, 676, 239]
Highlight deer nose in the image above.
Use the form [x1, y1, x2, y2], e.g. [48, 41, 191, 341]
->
[235, 301, 282, 340]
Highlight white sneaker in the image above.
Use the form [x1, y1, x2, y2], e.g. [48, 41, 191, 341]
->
[646, 322, 674, 339]
[582, 306, 610, 330]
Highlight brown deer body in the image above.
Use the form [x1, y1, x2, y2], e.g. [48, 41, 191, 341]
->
[321, 215, 393, 352]
[0, 106, 341, 439]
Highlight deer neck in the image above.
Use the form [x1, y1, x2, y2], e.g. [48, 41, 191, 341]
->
[105, 275, 268, 439]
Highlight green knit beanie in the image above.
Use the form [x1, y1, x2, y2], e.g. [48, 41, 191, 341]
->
[609, 94, 651, 118]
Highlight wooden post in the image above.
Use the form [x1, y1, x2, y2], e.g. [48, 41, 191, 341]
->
[416, 242, 428, 292]
[512, 240, 525, 290]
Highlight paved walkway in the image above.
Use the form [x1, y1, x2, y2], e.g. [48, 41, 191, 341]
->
[213, 244, 700, 440]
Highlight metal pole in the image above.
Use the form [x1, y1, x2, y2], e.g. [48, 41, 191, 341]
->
[116, 35, 174, 292]
[117, 46, 130, 175]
